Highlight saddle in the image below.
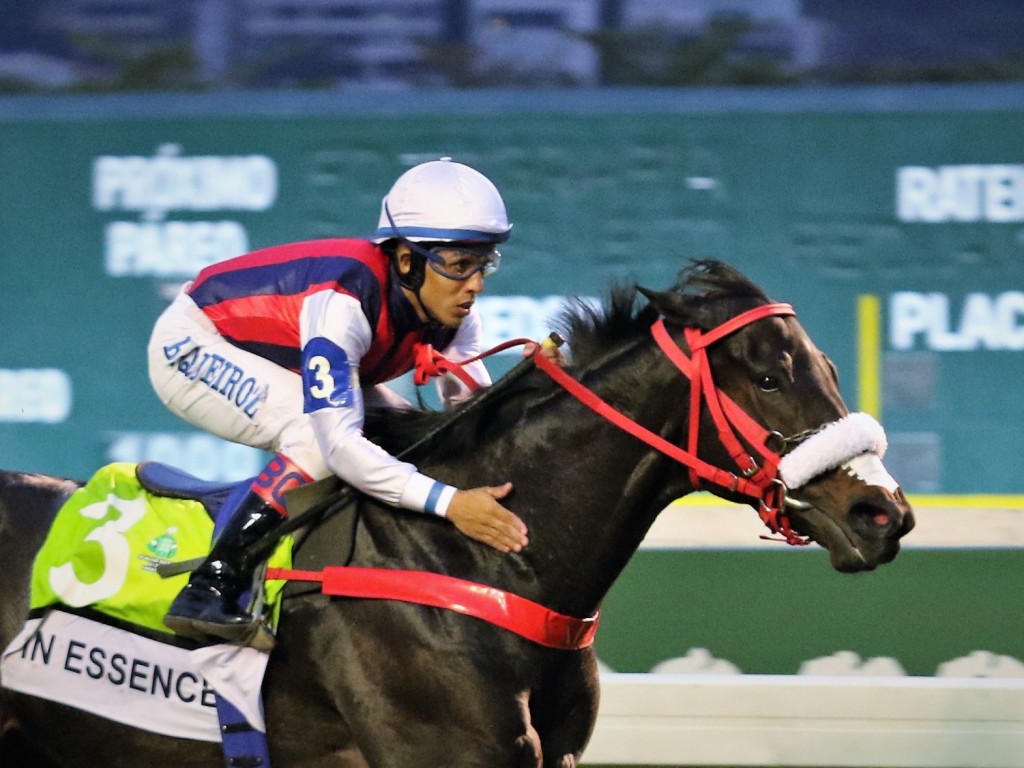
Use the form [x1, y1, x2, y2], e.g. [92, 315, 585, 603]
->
[136, 461, 239, 506]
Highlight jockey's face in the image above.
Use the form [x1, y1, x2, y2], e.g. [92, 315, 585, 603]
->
[398, 244, 487, 328]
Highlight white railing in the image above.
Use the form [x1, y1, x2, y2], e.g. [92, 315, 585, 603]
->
[583, 673, 1024, 767]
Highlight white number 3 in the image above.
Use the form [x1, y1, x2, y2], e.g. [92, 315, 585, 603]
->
[307, 354, 336, 399]
[48, 493, 148, 606]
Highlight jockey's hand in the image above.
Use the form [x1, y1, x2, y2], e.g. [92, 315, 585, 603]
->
[523, 341, 566, 367]
[446, 483, 529, 553]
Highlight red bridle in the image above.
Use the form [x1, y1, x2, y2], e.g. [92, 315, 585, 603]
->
[532, 302, 809, 545]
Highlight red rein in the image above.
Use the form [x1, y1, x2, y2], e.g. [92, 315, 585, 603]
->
[412, 337, 535, 390]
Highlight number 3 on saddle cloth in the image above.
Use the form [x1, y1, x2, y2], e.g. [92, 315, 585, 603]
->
[0, 461, 295, 763]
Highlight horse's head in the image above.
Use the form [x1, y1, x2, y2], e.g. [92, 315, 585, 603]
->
[640, 261, 914, 573]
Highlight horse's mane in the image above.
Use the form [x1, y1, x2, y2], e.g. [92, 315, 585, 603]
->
[364, 259, 771, 457]
[564, 258, 772, 364]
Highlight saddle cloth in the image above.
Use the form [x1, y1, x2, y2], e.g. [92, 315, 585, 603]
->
[1, 462, 291, 739]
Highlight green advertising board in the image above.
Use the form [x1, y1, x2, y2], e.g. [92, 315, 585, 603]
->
[1, 84, 1023, 495]
[596, 544, 1024, 677]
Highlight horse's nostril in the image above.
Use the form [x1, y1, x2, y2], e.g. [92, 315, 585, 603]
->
[851, 502, 898, 535]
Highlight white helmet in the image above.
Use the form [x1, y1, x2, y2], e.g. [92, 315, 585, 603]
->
[373, 157, 512, 244]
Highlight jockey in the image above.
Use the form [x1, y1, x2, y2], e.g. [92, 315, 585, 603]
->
[148, 158, 559, 645]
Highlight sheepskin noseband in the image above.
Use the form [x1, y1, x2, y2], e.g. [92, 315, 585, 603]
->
[778, 412, 898, 492]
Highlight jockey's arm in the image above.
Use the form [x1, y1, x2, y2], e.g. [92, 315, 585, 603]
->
[300, 290, 528, 552]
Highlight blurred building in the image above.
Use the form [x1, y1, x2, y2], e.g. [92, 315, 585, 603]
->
[612, 0, 826, 82]
[231, 1, 461, 87]
[0, 0, 851, 90]
[472, 0, 602, 86]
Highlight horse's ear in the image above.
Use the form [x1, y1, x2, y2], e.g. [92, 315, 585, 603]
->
[637, 285, 690, 322]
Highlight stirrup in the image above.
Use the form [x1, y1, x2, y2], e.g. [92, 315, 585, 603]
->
[165, 611, 276, 651]
[164, 561, 277, 650]
[237, 617, 276, 652]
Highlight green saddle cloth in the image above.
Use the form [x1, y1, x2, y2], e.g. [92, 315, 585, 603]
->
[30, 462, 291, 637]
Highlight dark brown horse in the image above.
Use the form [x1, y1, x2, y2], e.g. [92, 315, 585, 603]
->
[0, 260, 914, 767]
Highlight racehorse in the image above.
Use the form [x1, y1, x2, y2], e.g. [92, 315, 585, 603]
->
[0, 260, 914, 767]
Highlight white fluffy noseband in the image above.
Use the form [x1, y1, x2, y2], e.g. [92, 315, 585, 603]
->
[778, 412, 891, 490]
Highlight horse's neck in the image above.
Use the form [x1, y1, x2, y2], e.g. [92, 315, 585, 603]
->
[352, 344, 695, 616]
[492, 345, 695, 614]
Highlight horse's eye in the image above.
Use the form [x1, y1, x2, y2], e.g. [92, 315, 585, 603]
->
[757, 375, 780, 392]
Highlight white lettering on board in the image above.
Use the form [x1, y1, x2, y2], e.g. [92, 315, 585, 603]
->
[896, 165, 1024, 222]
[889, 291, 1024, 351]
[92, 145, 277, 216]
[104, 221, 249, 277]
[105, 432, 265, 482]
[92, 144, 277, 279]
[0, 369, 72, 423]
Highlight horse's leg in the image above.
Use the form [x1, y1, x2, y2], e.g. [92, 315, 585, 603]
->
[8, 693, 223, 768]
[267, 596, 547, 767]
[0, 472, 79, 764]
[0, 473, 76, 648]
[530, 649, 601, 768]
[0, 727, 61, 767]
[350, 641, 601, 768]
[263, 596, 368, 768]
[347, 654, 541, 768]
[0, 713, 62, 768]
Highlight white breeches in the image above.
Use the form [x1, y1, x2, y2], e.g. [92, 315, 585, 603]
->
[147, 289, 331, 479]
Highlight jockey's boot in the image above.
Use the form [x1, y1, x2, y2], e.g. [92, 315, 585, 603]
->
[163, 454, 311, 646]
[162, 490, 283, 644]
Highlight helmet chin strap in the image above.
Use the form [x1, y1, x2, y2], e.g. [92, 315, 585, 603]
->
[411, 284, 445, 327]
[393, 256, 445, 327]
[383, 201, 450, 328]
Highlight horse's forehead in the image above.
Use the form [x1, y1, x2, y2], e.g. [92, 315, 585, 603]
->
[741, 314, 807, 353]
[737, 317, 833, 382]
[778, 321, 829, 372]
[780, 316, 816, 349]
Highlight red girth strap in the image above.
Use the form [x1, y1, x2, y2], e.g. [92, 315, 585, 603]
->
[266, 566, 599, 650]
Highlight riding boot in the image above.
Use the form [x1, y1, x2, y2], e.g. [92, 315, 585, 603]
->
[163, 490, 285, 643]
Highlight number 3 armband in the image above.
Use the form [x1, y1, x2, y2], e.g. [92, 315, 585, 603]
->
[302, 337, 355, 411]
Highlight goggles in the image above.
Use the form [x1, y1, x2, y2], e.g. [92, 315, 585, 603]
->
[409, 241, 501, 281]
[384, 201, 501, 281]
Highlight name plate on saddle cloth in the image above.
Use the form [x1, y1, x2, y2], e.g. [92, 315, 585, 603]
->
[0, 462, 287, 740]
[1, 610, 270, 741]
